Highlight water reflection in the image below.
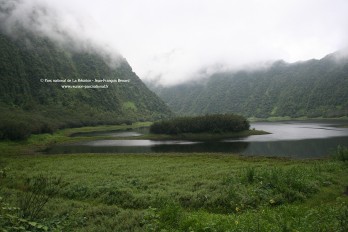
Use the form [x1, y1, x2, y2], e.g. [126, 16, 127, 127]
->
[45, 120, 348, 158]
[70, 127, 148, 137]
[46, 141, 249, 154]
[150, 141, 249, 153]
[236, 137, 348, 158]
[80, 140, 198, 146]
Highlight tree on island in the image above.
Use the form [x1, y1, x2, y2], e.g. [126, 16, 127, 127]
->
[150, 114, 250, 135]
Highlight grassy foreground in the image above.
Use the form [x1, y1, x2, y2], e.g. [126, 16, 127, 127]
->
[0, 125, 347, 231]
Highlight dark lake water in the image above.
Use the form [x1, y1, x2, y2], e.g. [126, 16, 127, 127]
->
[46, 120, 348, 158]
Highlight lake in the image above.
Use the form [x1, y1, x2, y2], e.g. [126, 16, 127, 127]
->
[45, 120, 348, 158]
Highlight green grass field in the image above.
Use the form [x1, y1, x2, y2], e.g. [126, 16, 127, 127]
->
[0, 124, 347, 231]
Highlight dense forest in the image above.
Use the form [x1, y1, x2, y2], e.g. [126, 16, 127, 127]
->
[0, 29, 172, 139]
[150, 114, 250, 134]
[149, 53, 348, 118]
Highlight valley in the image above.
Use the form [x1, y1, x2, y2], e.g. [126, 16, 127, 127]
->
[0, 3, 347, 230]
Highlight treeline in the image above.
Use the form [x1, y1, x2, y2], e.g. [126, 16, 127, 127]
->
[0, 105, 135, 140]
[150, 114, 250, 134]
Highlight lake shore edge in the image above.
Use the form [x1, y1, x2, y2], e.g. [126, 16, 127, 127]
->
[133, 129, 269, 141]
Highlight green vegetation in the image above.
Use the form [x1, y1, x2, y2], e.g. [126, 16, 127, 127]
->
[332, 145, 348, 162]
[0, 128, 347, 231]
[3, 122, 152, 154]
[149, 54, 348, 118]
[1, 153, 347, 231]
[146, 114, 261, 141]
[0, 10, 347, 231]
[150, 114, 250, 135]
[0, 30, 172, 140]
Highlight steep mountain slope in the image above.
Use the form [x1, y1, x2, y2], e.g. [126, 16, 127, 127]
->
[0, 31, 172, 139]
[150, 53, 348, 118]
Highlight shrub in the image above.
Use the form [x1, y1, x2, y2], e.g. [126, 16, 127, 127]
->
[0, 120, 31, 140]
[332, 145, 348, 162]
[18, 175, 62, 219]
[150, 114, 250, 134]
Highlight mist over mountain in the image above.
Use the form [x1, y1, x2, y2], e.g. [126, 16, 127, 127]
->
[2, 0, 348, 86]
[0, 28, 172, 139]
[148, 53, 348, 118]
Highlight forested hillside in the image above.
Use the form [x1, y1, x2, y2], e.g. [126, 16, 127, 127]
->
[150, 53, 348, 118]
[0, 30, 172, 139]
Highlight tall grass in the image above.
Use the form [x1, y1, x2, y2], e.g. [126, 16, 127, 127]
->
[1, 153, 347, 231]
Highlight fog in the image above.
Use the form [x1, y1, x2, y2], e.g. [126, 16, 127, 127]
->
[1, 0, 348, 85]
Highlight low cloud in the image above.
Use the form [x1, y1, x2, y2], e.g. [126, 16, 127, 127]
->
[1, 0, 348, 86]
[0, 0, 122, 67]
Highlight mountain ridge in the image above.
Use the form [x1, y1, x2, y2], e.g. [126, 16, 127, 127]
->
[148, 51, 348, 118]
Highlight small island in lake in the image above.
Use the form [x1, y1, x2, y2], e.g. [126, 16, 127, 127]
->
[138, 114, 269, 141]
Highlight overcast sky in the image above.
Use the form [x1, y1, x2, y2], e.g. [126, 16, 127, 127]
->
[3, 0, 348, 85]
